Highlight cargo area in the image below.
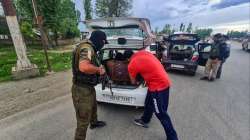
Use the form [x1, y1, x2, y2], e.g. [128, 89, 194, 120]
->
[169, 44, 194, 60]
[102, 49, 141, 89]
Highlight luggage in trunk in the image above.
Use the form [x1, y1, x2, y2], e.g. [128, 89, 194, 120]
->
[170, 49, 193, 60]
[106, 60, 131, 83]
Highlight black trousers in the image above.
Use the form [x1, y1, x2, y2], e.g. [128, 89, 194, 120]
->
[216, 61, 224, 78]
[141, 88, 178, 140]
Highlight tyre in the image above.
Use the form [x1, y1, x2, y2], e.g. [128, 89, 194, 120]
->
[164, 64, 171, 71]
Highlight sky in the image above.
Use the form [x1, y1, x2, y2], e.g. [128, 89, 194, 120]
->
[75, 0, 249, 33]
[132, 0, 250, 33]
[0, 0, 249, 33]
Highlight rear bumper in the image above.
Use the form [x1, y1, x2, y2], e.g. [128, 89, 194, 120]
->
[95, 84, 147, 107]
[163, 60, 198, 72]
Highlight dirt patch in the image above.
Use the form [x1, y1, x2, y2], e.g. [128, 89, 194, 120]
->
[0, 70, 73, 120]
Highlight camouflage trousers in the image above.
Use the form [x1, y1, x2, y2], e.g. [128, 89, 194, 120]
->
[72, 84, 98, 140]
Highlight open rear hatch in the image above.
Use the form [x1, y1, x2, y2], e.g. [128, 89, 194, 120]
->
[169, 44, 194, 60]
[168, 33, 199, 60]
[100, 48, 143, 89]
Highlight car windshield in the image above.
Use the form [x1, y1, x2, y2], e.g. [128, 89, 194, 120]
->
[100, 28, 144, 38]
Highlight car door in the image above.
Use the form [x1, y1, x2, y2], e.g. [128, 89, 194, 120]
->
[198, 43, 211, 66]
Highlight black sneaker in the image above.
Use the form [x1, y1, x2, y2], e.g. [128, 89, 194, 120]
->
[90, 121, 106, 129]
[200, 76, 208, 80]
[134, 119, 148, 128]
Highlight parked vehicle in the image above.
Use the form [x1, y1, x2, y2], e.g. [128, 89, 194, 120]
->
[85, 17, 156, 107]
[162, 33, 210, 75]
[242, 37, 250, 51]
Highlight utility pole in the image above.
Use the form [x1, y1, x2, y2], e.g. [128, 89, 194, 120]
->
[2, 0, 39, 79]
[31, 0, 52, 72]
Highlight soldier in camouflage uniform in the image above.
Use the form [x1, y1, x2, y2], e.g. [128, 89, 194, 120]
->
[72, 31, 108, 140]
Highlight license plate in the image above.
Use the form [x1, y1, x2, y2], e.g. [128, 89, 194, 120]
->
[102, 94, 134, 103]
[171, 64, 184, 69]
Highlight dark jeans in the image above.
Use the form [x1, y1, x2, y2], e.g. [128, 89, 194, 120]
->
[141, 88, 178, 140]
[216, 61, 224, 78]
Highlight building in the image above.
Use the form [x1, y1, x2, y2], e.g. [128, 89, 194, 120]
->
[0, 2, 10, 41]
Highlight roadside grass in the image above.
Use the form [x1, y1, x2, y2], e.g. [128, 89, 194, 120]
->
[0, 44, 72, 82]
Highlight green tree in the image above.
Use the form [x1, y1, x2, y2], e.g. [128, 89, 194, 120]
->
[95, 0, 132, 18]
[59, 0, 80, 39]
[161, 24, 172, 35]
[186, 23, 192, 33]
[182, 25, 186, 32]
[171, 29, 176, 34]
[195, 28, 213, 40]
[227, 30, 248, 38]
[15, 0, 80, 46]
[20, 21, 35, 40]
[179, 23, 184, 32]
[154, 27, 159, 34]
[84, 0, 92, 20]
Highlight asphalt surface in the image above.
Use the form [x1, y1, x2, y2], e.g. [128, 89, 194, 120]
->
[0, 41, 249, 140]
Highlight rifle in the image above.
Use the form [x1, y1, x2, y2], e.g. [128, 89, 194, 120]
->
[100, 72, 113, 96]
[94, 53, 114, 96]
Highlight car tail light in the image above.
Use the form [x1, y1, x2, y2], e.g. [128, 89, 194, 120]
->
[191, 55, 199, 62]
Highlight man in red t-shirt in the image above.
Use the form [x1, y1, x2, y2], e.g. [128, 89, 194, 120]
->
[128, 50, 178, 140]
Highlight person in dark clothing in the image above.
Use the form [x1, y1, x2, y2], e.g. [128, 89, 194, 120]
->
[128, 50, 178, 140]
[216, 35, 230, 79]
[72, 30, 108, 140]
[200, 33, 228, 81]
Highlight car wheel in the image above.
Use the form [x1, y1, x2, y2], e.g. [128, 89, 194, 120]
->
[165, 67, 171, 71]
[164, 64, 171, 71]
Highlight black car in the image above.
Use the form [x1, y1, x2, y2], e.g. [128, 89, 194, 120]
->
[162, 33, 210, 75]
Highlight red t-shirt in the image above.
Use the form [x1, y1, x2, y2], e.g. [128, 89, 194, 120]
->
[128, 50, 171, 92]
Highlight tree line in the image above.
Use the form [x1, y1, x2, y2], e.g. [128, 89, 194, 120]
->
[84, 0, 132, 20]
[6, 0, 248, 46]
[227, 30, 249, 38]
[10, 0, 133, 46]
[14, 0, 80, 46]
[156, 23, 213, 40]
